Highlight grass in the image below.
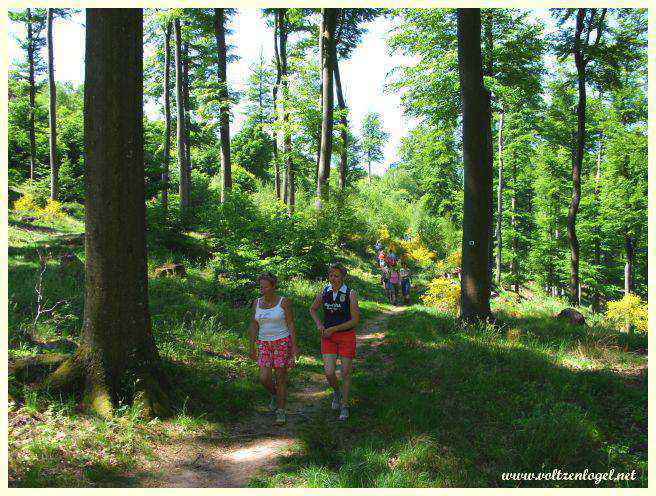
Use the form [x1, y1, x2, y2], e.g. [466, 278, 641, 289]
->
[7, 209, 647, 487]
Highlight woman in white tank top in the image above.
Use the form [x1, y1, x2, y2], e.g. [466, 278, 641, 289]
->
[248, 272, 299, 426]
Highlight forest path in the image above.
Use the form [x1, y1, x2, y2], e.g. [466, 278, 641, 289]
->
[135, 305, 406, 488]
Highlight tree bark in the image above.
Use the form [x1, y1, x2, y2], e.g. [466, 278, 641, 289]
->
[173, 18, 189, 211]
[214, 8, 231, 203]
[511, 157, 519, 292]
[278, 9, 294, 212]
[47, 9, 58, 200]
[316, 9, 337, 210]
[45, 8, 170, 418]
[457, 8, 493, 321]
[625, 232, 633, 333]
[27, 8, 37, 181]
[182, 40, 192, 192]
[272, 16, 281, 201]
[592, 138, 602, 312]
[162, 22, 171, 217]
[568, 9, 586, 306]
[495, 110, 504, 286]
[334, 55, 348, 191]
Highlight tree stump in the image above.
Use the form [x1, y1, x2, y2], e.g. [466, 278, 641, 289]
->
[153, 263, 187, 278]
[556, 308, 586, 326]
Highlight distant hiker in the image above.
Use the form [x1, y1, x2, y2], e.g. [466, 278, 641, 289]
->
[374, 239, 382, 252]
[400, 261, 412, 305]
[248, 272, 300, 426]
[310, 263, 360, 421]
[387, 250, 397, 267]
[381, 264, 393, 303]
[389, 266, 400, 305]
[378, 250, 386, 267]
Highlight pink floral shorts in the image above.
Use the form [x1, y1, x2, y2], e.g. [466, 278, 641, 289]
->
[258, 336, 295, 369]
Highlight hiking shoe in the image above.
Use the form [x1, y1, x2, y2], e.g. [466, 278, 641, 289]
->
[331, 391, 342, 410]
[338, 406, 349, 421]
[275, 409, 286, 425]
[268, 394, 277, 412]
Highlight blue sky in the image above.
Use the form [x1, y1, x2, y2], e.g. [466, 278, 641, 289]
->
[8, 8, 557, 175]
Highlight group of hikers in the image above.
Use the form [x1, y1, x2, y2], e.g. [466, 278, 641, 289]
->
[248, 263, 359, 426]
[374, 240, 412, 306]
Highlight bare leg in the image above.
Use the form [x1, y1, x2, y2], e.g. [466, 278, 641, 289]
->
[274, 367, 287, 410]
[339, 356, 353, 406]
[259, 367, 275, 396]
[323, 354, 339, 392]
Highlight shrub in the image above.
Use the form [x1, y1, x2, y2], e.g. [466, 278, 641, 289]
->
[13, 193, 65, 220]
[421, 277, 460, 313]
[605, 292, 648, 333]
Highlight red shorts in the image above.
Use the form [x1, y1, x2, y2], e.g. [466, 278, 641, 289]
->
[321, 330, 356, 358]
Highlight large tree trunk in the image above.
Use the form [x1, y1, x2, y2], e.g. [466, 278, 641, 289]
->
[182, 41, 192, 193]
[162, 21, 171, 217]
[45, 9, 170, 418]
[495, 110, 504, 286]
[214, 8, 231, 203]
[316, 9, 336, 210]
[27, 8, 37, 181]
[173, 18, 189, 211]
[457, 8, 493, 321]
[334, 56, 348, 191]
[47, 9, 58, 200]
[568, 9, 586, 306]
[624, 233, 633, 333]
[592, 138, 602, 312]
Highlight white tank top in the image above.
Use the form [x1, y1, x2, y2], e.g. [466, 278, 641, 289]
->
[255, 296, 290, 341]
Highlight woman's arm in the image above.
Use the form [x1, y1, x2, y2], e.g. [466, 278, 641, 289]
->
[309, 290, 325, 333]
[248, 299, 259, 360]
[282, 297, 300, 358]
[324, 290, 360, 335]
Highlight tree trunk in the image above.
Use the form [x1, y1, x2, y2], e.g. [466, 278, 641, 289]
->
[182, 41, 192, 193]
[47, 9, 58, 200]
[334, 55, 348, 191]
[173, 18, 189, 211]
[592, 138, 602, 312]
[162, 21, 171, 217]
[568, 9, 586, 306]
[214, 8, 231, 203]
[45, 8, 170, 418]
[278, 10, 293, 212]
[316, 9, 336, 209]
[27, 8, 37, 181]
[625, 233, 633, 333]
[272, 16, 282, 201]
[495, 110, 504, 286]
[511, 158, 518, 292]
[457, 8, 492, 321]
[367, 161, 371, 185]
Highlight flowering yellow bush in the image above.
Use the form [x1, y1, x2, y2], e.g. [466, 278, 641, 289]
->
[42, 198, 65, 219]
[379, 224, 391, 246]
[421, 277, 461, 313]
[605, 292, 648, 333]
[13, 193, 65, 220]
[435, 247, 462, 275]
[400, 234, 436, 265]
[13, 193, 40, 213]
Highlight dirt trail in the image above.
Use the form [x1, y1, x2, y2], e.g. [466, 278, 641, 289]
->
[137, 305, 405, 488]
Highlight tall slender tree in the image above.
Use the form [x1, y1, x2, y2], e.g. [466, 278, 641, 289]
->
[45, 8, 170, 418]
[214, 8, 231, 202]
[162, 20, 172, 216]
[315, 8, 337, 208]
[173, 18, 190, 211]
[457, 8, 493, 321]
[46, 8, 58, 200]
[360, 112, 387, 184]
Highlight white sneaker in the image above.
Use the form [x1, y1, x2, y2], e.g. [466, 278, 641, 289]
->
[331, 391, 342, 410]
[275, 409, 286, 425]
[339, 406, 349, 421]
